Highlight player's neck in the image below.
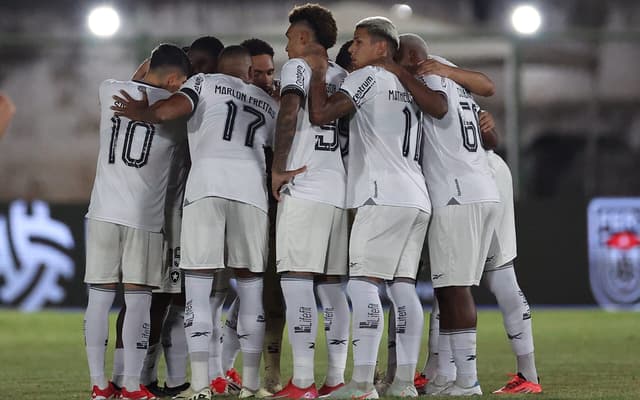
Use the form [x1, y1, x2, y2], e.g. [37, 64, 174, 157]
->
[139, 72, 165, 90]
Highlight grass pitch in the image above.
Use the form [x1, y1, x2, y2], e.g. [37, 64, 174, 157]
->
[0, 309, 638, 399]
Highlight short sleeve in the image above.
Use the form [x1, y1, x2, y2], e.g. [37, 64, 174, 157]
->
[339, 67, 377, 108]
[419, 74, 449, 101]
[280, 59, 310, 99]
[178, 73, 205, 111]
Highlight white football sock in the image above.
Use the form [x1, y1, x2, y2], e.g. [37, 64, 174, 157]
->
[221, 297, 241, 372]
[184, 273, 214, 392]
[388, 281, 423, 383]
[236, 277, 266, 391]
[347, 279, 383, 385]
[281, 277, 317, 388]
[162, 304, 188, 388]
[84, 286, 116, 389]
[448, 329, 478, 388]
[209, 290, 227, 380]
[422, 299, 440, 380]
[140, 343, 161, 385]
[122, 289, 152, 391]
[437, 329, 456, 382]
[112, 348, 124, 387]
[316, 282, 350, 386]
[483, 263, 537, 382]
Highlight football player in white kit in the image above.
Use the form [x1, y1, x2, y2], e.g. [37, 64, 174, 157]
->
[403, 48, 542, 394]
[386, 34, 501, 396]
[84, 43, 191, 400]
[270, 4, 351, 398]
[305, 17, 446, 399]
[112, 46, 278, 400]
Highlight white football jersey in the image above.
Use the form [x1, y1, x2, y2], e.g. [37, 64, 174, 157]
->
[279, 58, 347, 208]
[420, 65, 500, 208]
[87, 79, 185, 232]
[339, 66, 431, 213]
[178, 73, 278, 212]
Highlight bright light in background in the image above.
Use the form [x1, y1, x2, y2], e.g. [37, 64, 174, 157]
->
[87, 6, 120, 37]
[511, 4, 542, 34]
[391, 4, 413, 20]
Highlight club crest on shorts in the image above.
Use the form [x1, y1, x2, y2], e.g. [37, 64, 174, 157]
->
[587, 198, 640, 310]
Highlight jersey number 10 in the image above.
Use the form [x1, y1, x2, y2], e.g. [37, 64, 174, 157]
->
[109, 116, 155, 168]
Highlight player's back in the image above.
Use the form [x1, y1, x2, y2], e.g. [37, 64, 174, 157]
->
[87, 79, 184, 232]
[182, 73, 278, 212]
[420, 70, 499, 208]
[340, 65, 430, 212]
[280, 58, 347, 208]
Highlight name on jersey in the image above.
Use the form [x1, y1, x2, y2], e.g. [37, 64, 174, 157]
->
[214, 85, 276, 118]
[457, 86, 472, 99]
[352, 76, 375, 105]
[388, 90, 413, 103]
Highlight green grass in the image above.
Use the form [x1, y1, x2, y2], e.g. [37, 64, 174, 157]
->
[0, 309, 639, 399]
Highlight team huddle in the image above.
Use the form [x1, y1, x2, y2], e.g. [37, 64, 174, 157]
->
[83, 3, 542, 400]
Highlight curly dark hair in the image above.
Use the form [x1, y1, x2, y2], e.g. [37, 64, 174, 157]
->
[240, 38, 275, 57]
[288, 3, 337, 49]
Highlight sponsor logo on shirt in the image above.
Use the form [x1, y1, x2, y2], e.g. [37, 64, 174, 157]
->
[296, 65, 305, 87]
[352, 76, 375, 106]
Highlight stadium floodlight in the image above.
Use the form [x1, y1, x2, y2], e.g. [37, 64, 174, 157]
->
[511, 4, 542, 35]
[87, 6, 120, 37]
[391, 4, 413, 19]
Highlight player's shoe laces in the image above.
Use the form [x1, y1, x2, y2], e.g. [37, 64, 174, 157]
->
[226, 369, 242, 394]
[172, 387, 212, 400]
[238, 387, 273, 398]
[493, 373, 542, 394]
[210, 377, 228, 395]
[424, 375, 454, 395]
[120, 384, 159, 400]
[325, 381, 378, 399]
[383, 380, 418, 397]
[90, 381, 119, 400]
[440, 381, 482, 396]
[413, 373, 428, 394]
[318, 382, 344, 397]
[271, 379, 319, 399]
[164, 382, 191, 397]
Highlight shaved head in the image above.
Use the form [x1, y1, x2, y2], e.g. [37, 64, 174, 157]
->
[217, 45, 252, 82]
[399, 33, 429, 59]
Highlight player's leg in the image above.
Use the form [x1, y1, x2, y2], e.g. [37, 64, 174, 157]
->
[484, 154, 540, 393]
[112, 305, 126, 390]
[429, 203, 499, 396]
[119, 226, 163, 399]
[162, 294, 190, 396]
[221, 297, 241, 373]
[272, 196, 335, 398]
[262, 226, 285, 393]
[226, 199, 269, 396]
[316, 206, 350, 396]
[84, 219, 121, 399]
[384, 210, 429, 397]
[208, 269, 230, 390]
[140, 292, 171, 394]
[180, 197, 227, 398]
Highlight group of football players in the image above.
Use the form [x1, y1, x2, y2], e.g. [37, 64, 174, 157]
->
[83, 3, 542, 400]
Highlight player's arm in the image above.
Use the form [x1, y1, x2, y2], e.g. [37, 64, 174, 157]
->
[305, 54, 355, 126]
[111, 90, 192, 123]
[379, 59, 448, 119]
[0, 93, 16, 140]
[479, 110, 498, 150]
[417, 58, 495, 97]
[131, 58, 150, 81]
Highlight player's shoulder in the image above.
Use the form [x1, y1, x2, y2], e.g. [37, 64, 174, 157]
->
[283, 57, 310, 71]
[429, 54, 458, 68]
[328, 60, 347, 76]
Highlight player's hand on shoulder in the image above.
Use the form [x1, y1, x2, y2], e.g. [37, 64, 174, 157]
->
[271, 166, 307, 201]
[416, 58, 450, 77]
[302, 43, 328, 74]
[111, 89, 149, 121]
